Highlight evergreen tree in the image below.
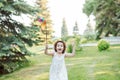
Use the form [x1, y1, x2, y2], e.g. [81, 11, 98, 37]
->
[73, 21, 79, 35]
[34, 0, 53, 44]
[83, 0, 120, 39]
[61, 18, 68, 39]
[83, 19, 95, 40]
[0, 0, 39, 74]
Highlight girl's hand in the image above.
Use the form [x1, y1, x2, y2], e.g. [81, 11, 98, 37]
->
[44, 44, 54, 56]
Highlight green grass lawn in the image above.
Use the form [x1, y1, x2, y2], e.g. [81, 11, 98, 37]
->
[0, 45, 120, 80]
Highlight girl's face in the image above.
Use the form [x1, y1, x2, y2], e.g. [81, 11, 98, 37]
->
[56, 42, 64, 53]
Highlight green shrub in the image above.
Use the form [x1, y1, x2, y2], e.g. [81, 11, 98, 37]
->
[74, 35, 80, 46]
[66, 38, 74, 53]
[75, 36, 82, 51]
[66, 35, 82, 53]
[97, 39, 110, 51]
[80, 38, 87, 43]
[0, 60, 29, 74]
[67, 44, 73, 53]
[61, 36, 74, 41]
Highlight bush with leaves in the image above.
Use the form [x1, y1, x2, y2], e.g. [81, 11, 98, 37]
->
[80, 38, 87, 44]
[75, 36, 82, 51]
[66, 36, 82, 53]
[66, 38, 74, 53]
[97, 39, 110, 51]
[67, 44, 73, 53]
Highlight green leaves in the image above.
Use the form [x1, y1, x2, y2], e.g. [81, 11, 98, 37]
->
[83, 0, 120, 39]
[13, 1, 32, 14]
[2, 4, 15, 13]
[97, 39, 110, 51]
[0, 2, 4, 8]
[83, 0, 95, 16]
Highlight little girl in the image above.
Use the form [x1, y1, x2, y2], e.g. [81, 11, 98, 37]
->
[44, 40, 75, 80]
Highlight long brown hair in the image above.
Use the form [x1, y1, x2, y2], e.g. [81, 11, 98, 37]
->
[54, 41, 66, 54]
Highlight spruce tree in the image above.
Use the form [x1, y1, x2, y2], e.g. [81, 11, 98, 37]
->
[0, 0, 39, 74]
[73, 21, 79, 35]
[61, 18, 68, 40]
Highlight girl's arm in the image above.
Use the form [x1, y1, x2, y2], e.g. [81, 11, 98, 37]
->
[44, 44, 54, 56]
[65, 43, 76, 57]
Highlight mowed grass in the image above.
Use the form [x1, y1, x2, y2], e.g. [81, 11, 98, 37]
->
[0, 44, 120, 80]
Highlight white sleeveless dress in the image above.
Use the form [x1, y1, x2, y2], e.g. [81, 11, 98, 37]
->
[49, 52, 68, 80]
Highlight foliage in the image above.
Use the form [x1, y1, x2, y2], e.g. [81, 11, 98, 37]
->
[75, 36, 81, 46]
[33, 0, 53, 44]
[83, 0, 120, 39]
[66, 35, 82, 53]
[75, 36, 82, 51]
[0, 0, 39, 74]
[67, 44, 73, 53]
[83, 0, 95, 16]
[66, 37, 74, 53]
[80, 38, 87, 44]
[61, 18, 68, 40]
[97, 39, 110, 51]
[83, 33, 96, 41]
[73, 21, 79, 35]
[61, 36, 73, 42]
[0, 60, 30, 74]
[83, 19, 96, 40]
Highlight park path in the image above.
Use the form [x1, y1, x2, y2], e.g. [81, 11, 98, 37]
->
[81, 42, 120, 47]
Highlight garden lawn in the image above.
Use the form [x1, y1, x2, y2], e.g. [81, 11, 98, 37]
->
[0, 45, 120, 80]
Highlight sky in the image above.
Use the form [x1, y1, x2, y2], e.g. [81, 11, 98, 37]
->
[15, 0, 95, 38]
[47, 0, 95, 37]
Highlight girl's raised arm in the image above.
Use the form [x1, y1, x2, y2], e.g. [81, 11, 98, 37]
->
[44, 44, 54, 56]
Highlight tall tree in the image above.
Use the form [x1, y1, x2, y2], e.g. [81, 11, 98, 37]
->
[83, 19, 95, 40]
[61, 18, 68, 39]
[34, 0, 53, 44]
[0, 0, 39, 74]
[83, 0, 120, 39]
[73, 21, 79, 35]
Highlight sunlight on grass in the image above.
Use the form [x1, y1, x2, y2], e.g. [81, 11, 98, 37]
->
[118, 71, 120, 73]
[96, 63, 114, 67]
[39, 62, 50, 66]
[68, 64, 88, 80]
[36, 72, 49, 80]
[69, 57, 96, 60]
[66, 63, 75, 66]
[94, 71, 114, 75]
